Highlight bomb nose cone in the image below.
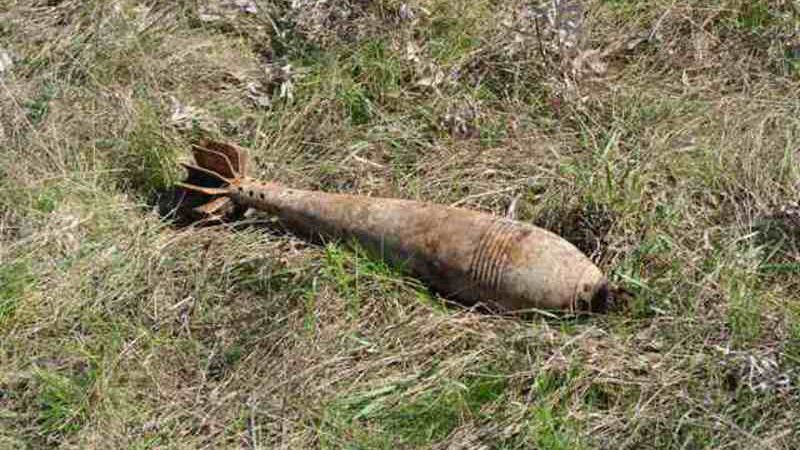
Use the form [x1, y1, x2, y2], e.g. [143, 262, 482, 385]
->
[573, 265, 609, 313]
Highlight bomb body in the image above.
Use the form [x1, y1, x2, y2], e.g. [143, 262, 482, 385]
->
[179, 139, 609, 313]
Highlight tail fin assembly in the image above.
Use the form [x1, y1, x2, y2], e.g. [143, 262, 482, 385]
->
[191, 138, 247, 180]
[177, 138, 248, 221]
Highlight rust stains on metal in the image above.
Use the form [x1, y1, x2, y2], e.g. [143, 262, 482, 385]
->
[177, 139, 609, 313]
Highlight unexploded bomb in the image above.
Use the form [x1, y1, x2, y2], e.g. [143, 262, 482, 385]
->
[177, 139, 610, 313]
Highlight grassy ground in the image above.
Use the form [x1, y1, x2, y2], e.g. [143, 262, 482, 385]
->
[1, 0, 799, 448]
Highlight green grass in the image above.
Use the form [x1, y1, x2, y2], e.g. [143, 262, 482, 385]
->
[729, 1, 775, 33]
[0, 261, 33, 325]
[321, 369, 507, 448]
[725, 270, 763, 345]
[1, 0, 799, 448]
[34, 367, 95, 437]
[121, 101, 181, 194]
[524, 371, 588, 450]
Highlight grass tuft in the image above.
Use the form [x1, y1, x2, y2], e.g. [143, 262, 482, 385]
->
[0, 261, 33, 325]
[34, 367, 95, 438]
[121, 101, 181, 194]
[322, 370, 507, 447]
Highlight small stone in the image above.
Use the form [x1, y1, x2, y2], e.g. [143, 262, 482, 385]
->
[0, 49, 13, 77]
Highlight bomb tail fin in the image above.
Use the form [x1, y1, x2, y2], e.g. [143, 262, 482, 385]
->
[177, 138, 248, 221]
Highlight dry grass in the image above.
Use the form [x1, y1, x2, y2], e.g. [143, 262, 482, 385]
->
[1, 0, 799, 448]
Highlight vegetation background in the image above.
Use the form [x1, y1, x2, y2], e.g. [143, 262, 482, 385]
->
[1, 0, 799, 448]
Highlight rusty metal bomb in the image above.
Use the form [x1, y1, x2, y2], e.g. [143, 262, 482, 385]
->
[178, 139, 609, 313]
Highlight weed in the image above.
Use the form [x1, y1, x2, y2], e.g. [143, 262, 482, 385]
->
[337, 83, 373, 125]
[24, 83, 56, 124]
[33, 186, 62, 214]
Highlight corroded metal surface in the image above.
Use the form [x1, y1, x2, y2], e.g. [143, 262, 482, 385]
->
[178, 139, 609, 313]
